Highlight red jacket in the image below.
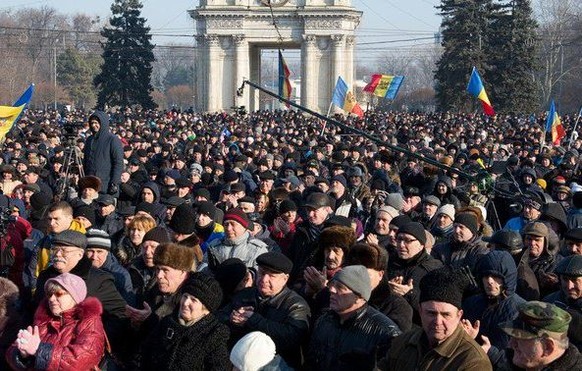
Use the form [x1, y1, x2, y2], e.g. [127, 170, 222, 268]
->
[6, 297, 106, 371]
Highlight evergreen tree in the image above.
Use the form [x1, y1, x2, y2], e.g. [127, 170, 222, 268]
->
[58, 48, 101, 108]
[486, 0, 539, 114]
[435, 0, 492, 113]
[94, 0, 156, 109]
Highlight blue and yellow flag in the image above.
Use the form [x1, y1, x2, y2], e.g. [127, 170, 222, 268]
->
[0, 105, 26, 142]
[332, 77, 364, 118]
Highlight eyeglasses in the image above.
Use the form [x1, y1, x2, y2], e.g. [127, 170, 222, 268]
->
[50, 247, 80, 256]
[396, 237, 418, 245]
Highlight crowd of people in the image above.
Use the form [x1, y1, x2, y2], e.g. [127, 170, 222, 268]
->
[0, 106, 582, 370]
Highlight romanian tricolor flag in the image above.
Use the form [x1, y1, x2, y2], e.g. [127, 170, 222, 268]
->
[331, 77, 364, 118]
[467, 67, 495, 116]
[363, 74, 404, 100]
[545, 100, 565, 146]
[0, 105, 25, 142]
[278, 50, 292, 108]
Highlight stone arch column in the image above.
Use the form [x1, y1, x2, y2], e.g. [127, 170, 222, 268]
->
[301, 34, 317, 111]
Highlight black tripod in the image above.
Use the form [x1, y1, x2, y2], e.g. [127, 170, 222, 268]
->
[54, 145, 84, 201]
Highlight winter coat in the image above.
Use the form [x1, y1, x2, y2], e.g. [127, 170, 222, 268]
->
[206, 231, 269, 270]
[141, 313, 230, 371]
[387, 249, 443, 315]
[381, 324, 492, 371]
[306, 305, 402, 371]
[83, 110, 124, 192]
[128, 256, 156, 305]
[6, 297, 106, 371]
[286, 221, 325, 285]
[96, 212, 125, 236]
[0, 278, 22, 371]
[544, 290, 582, 351]
[34, 257, 128, 354]
[567, 208, 582, 229]
[224, 286, 311, 369]
[100, 252, 135, 306]
[369, 277, 414, 332]
[463, 251, 526, 356]
[432, 236, 489, 273]
[195, 222, 225, 253]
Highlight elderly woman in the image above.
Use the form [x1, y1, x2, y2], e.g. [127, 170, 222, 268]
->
[6, 273, 105, 370]
[113, 213, 156, 266]
[141, 272, 230, 370]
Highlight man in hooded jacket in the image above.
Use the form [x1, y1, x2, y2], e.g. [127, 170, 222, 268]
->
[83, 111, 124, 196]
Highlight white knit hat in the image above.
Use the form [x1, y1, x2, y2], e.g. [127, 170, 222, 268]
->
[436, 203, 455, 221]
[230, 332, 276, 371]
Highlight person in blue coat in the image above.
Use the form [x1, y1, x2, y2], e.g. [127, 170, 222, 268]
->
[83, 111, 124, 196]
[462, 250, 525, 364]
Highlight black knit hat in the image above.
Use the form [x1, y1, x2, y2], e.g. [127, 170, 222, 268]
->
[30, 192, 51, 211]
[397, 222, 427, 245]
[213, 258, 248, 297]
[454, 213, 479, 236]
[73, 205, 96, 227]
[197, 201, 217, 220]
[419, 267, 465, 309]
[182, 272, 223, 312]
[278, 199, 297, 214]
[389, 214, 412, 228]
[169, 203, 196, 234]
[143, 226, 171, 244]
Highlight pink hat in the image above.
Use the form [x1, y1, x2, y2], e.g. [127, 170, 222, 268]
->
[45, 273, 87, 304]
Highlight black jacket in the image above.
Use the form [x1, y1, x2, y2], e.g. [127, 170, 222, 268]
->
[286, 221, 324, 285]
[306, 304, 402, 371]
[225, 286, 311, 369]
[387, 249, 443, 315]
[83, 110, 124, 192]
[544, 290, 582, 351]
[141, 313, 230, 371]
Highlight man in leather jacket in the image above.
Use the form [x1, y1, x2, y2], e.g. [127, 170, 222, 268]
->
[227, 251, 310, 369]
[306, 265, 402, 370]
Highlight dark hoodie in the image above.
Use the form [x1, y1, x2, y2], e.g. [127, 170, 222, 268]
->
[463, 250, 525, 354]
[432, 176, 461, 208]
[83, 111, 124, 192]
[137, 181, 167, 224]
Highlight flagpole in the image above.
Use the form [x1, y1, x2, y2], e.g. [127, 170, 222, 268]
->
[320, 102, 334, 136]
[567, 106, 582, 150]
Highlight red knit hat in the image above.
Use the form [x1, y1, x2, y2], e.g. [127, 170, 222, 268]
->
[224, 207, 250, 229]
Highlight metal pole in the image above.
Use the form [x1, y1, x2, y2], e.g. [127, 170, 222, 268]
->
[53, 43, 57, 110]
[567, 106, 582, 150]
[240, 79, 476, 180]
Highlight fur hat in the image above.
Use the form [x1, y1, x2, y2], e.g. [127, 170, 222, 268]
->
[420, 267, 466, 309]
[153, 243, 195, 271]
[319, 225, 356, 252]
[78, 176, 102, 192]
[181, 273, 223, 312]
[345, 243, 388, 272]
[0, 277, 19, 320]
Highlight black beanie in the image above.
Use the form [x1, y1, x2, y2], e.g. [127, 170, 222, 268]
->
[143, 226, 171, 244]
[397, 222, 427, 245]
[279, 199, 297, 214]
[454, 213, 479, 236]
[30, 192, 51, 211]
[213, 258, 248, 297]
[389, 214, 413, 228]
[73, 205, 96, 226]
[419, 267, 465, 309]
[182, 272, 223, 312]
[169, 203, 196, 234]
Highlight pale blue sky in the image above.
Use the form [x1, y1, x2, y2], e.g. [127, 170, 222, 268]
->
[2, 0, 442, 56]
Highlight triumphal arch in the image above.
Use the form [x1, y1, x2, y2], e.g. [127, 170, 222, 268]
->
[190, 0, 362, 113]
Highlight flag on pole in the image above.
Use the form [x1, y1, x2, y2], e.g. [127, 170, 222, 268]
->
[14, 83, 35, 107]
[278, 50, 292, 108]
[331, 77, 364, 118]
[0, 105, 26, 142]
[363, 74, 405, 100]
[545, 100, 565, 146]
[467, 67, 495, 116]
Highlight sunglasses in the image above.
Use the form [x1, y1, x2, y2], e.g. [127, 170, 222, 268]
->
[49, 290, 69, 298]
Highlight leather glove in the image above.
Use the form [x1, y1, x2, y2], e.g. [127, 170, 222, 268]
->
[108, 183, 119, 195]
